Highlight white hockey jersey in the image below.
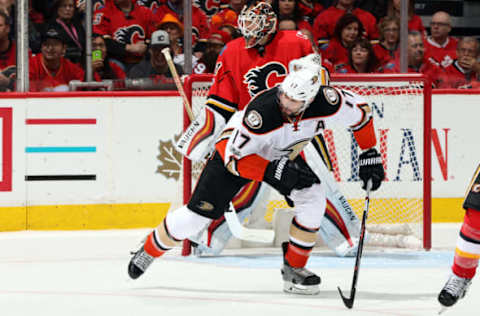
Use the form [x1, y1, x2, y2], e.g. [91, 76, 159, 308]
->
[215, 85, 377, 182]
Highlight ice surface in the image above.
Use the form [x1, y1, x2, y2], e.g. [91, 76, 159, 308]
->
[0, 224, 477, 316]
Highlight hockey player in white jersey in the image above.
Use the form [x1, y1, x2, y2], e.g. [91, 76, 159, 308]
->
[128, 61, 384, 294]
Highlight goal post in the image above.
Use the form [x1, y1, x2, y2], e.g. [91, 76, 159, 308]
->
[181, 73, 432, 253]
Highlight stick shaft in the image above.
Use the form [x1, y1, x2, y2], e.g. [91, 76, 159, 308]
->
[161, 48, 195, 121]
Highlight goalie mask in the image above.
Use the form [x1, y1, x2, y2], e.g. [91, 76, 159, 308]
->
[238, 1, 278, 48]
[279, 68, 322, 115]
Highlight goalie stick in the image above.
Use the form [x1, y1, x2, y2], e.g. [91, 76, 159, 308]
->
[224, 202, 275, 243]
[161, 47, 195, 121]
[337, 179, 372, 309]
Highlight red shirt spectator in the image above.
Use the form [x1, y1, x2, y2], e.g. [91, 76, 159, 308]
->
[373, 16, 399, 68]
[435, 37, 480, 89]
[0, 12, 15, 91]
[424, 11, 457, 68]
[386, 0, 425, 35]
[29, 28, 84, 92]
[93, 0, 161, 69]
[322, 14, 364, 72]
[383, 31, 440, 85]
[313, 0, 378, 45]
[155, 0, 210, 43]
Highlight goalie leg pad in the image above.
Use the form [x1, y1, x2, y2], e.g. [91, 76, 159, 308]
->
[175, 106, 226, 162]
[302, 142, 363, 257]
[191, 181, 266, 256]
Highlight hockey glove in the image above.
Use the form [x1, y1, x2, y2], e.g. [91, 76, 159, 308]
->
[358, 148, 384, 191]
[264, 157, 320, 196]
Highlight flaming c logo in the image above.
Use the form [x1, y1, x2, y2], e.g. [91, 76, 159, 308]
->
[243, 62, 287, 97]
[114, 25, 145, 44]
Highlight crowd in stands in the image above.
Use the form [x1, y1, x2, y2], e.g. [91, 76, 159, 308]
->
[1, 0, 480, 91]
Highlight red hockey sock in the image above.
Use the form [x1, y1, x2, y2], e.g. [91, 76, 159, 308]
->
[452, 208, 480, 279]
[143, 229, 169, 258]
[285, 242, 313, 268]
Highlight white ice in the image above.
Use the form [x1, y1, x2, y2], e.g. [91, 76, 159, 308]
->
[0, 224, 478, 316]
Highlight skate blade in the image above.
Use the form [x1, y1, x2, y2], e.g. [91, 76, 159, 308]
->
[438, 305, 449, 315]
[283, 281, 320, 295]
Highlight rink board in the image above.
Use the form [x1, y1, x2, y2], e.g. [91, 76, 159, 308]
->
[0, 90, 478, 230]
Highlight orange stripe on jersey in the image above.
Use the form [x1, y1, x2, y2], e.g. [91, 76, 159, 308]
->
[353, 119, 377, 150]
[187, 109, 215, 155]
[215, 139, 270, 181]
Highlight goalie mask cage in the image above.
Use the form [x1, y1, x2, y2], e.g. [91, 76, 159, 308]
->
[181, 73, 431, 255]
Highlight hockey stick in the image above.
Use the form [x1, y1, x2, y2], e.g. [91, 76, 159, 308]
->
[224, 202, 275, 243]
[161, 47, 195, 121]
[337, 179, 372, 309]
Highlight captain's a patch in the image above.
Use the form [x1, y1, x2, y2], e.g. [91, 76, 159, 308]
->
[244, 110, 263, 129]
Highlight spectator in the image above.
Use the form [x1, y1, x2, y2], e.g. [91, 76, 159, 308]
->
[158, 13, 184, 58]
[436, 37, 480, 89]
[0, 11, 15, 91]
[373, 15, 399, 70]
[219, 24, 241, 40]
[313, 0, 378, 47]
[384, 31, 440, 85]
[193, 29, 231, 74]
[93, 0, 161, 72]
[46, 0, 86, 65]
[424, 11, 457, 68]
[272, 0, 313, 36]
[386, 0, 425, 36]
[211, 0, 244, 29]
[127, 29, 183, 90]
[158, 13, 199, 71]
[29, 28, 85, 92]
[336, 37, 379, 73]
[91, 34, 126, 81]
[0, 0, 42, 53]
[278, 18, 297, 31]
[155, 0, 210, 44]
[296, 0, 324, 25]
[322, 13, 364, 72]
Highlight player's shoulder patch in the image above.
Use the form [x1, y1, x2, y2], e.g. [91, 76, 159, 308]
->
[295, 30, 309, 40]
[244, 110, 263, 130]
[322, 86, 340, 106]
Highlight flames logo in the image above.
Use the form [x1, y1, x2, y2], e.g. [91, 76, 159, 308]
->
[243, 62, 288, 97]
[93, 0, 105, 11]
[193, 0, 221, 17]
[113, 25, 146, 44]
[136, 0, 161, 12]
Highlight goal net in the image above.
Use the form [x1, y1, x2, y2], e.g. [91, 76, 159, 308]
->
[181, 73, 432, 254]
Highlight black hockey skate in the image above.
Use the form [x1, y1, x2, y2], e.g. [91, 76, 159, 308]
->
[281, 242, 321, 295]
[128, 245, 155, 279]
[438, 274, 472, 308]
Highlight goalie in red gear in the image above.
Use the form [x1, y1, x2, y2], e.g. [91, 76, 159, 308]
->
[175, 0, 364, 258]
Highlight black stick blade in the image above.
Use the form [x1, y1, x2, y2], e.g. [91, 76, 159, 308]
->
[337, 286, 354, 309]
